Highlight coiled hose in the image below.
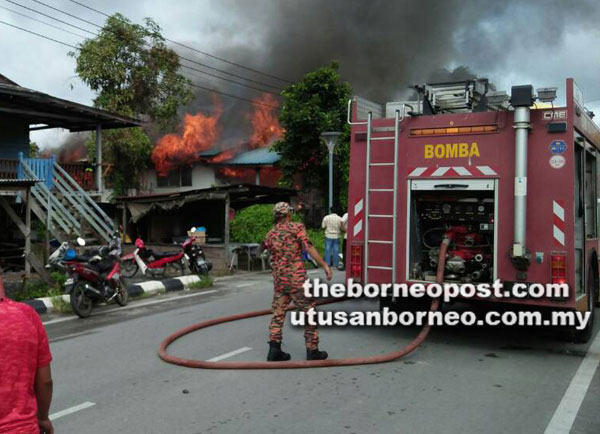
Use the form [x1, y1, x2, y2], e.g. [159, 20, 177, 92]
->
[158, 240, 448, 369]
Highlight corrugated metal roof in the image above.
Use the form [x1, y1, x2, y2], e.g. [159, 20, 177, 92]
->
[0, 80, 141, 132]
[199, 148, 221, 157]
[224, 147, 281, 165]
[0, 178, 39, 187]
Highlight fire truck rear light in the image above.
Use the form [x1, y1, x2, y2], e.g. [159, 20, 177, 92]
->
[350, 243, 363, 283]
[410, 125, 498, 137]
[551, 252, 567, 282]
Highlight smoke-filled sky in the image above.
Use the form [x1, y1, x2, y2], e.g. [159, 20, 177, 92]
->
[1, 0, 600, 150]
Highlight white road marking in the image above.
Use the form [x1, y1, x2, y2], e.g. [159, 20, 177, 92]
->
[236, 283, 254, 288]
[544, 330, 600, 434]
[207, 346, 252, 362]
[42, 290, 218, 325]
[50, 401, 95, 421]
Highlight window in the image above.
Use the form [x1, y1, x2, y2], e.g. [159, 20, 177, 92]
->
[156, 167, 193, 188]
[181, 167, 192, 186]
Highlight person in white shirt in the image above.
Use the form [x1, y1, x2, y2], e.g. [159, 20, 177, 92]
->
[340, 212, 348, 270]
[321, 207, 343, 267]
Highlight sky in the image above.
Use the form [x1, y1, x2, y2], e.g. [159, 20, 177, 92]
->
[1, 0, 599, 150]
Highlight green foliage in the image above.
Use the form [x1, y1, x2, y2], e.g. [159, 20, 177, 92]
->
[86, 128, 152, 195]
[29, 141, 40, 158]
[14, 281, 49, 301]
[307, 229, 325, 256]
[13, 271, 67, 301]
[49, 287, 71, 314]
[188, 275, 214, 289]
[70, 13, 192, 193]
[50, 271, 67, 287]
[33, 220, 46, 241]
[230, 204, 301, 243]
[272, 62, 351, 209]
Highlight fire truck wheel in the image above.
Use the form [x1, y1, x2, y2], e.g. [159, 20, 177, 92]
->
[571, 264, 597, 344]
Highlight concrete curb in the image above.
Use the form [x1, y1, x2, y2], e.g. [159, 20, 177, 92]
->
[24, 275, 209, 314]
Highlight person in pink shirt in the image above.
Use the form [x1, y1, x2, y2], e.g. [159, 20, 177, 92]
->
[0, 272, 54, 434]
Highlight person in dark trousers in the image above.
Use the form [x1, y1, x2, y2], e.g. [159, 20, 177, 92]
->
[0, 271, 54, 434]
[263, 202, 332, 361]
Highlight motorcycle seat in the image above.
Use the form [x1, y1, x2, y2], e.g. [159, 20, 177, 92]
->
[151, 250, 181, 259]
[73, 254, 92, 262]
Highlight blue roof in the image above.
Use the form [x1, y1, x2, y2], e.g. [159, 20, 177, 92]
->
[199, 148, 221, 157]
[225, 147, 281, 165]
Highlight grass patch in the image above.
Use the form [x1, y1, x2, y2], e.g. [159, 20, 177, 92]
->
[13, 271, 69, 302]
[188, 275, 214, 290]
[48, 287, 72, 314]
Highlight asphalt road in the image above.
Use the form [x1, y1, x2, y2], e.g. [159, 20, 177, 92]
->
[41, 270, 600, 434]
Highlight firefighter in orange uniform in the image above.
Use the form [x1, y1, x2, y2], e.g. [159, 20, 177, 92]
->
[263, 202, 332, 361]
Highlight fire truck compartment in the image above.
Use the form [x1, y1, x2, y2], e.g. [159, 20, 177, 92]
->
[408, 179, 497, 284]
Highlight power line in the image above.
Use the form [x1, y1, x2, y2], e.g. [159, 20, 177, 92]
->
[180, 63, 279, 96]
[188, 82, 279, 108]
[0, 19, 78, 49]
[66, 0, 293, 85]
[31, 0, 100, 29]
[3, 0, 95, 35]
[18, 0, 284, 91]
[0, 4, 88, 39]
[167, 39, 292, 85]
[0, 19, 279, 109]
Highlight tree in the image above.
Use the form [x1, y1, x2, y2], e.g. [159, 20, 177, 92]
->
[29, 141, 40, 158]
[70, 14, 192, 194]
[272, 62, 351, 208]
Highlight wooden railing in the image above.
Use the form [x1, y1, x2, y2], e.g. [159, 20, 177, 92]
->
[59, 162, 113, 190]
[0, 159, 18, 179]
[0, 159, 112, 190]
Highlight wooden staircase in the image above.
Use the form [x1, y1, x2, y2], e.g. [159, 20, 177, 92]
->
[18, 153, 115, 244]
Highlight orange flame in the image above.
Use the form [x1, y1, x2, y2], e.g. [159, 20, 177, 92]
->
[218, 167, 252, 178]
[209, 150, 235, 163]
[247, 94, 283, 148]
[152, 98, 223, 175]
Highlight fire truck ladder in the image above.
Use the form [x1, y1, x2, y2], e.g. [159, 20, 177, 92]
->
[363, 110, 401, 283]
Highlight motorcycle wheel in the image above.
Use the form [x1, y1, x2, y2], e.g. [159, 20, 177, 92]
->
[115, 279, 128, 306]
[70, 281, 93, 318]
[121, 260, 139, 278]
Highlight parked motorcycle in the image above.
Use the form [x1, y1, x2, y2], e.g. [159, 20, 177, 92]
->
[121, 238, 185, 277]
[46, 237, 88, 271]
[62, 237, 128, 318]
[182, 237, 212, 276]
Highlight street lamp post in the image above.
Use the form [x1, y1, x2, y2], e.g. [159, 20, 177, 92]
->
[321, 132, 341, 211]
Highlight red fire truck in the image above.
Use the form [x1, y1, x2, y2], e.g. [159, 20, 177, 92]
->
[345, 78, 600, 342]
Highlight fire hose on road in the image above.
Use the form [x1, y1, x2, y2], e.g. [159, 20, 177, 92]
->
[158, 239, 448, 369]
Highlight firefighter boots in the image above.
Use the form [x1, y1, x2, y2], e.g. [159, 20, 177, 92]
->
[307, 348, 328, 360]
[267, 341, 291, 362]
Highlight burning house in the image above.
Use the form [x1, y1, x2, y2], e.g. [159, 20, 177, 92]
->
[138, 93, 285, 194]
[118, 93, 296, 269]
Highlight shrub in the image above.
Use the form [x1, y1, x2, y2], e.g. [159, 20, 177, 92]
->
[13, 271, 68, 301]
[230, 204, 301, 243]
[307, 229, 325, 257]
